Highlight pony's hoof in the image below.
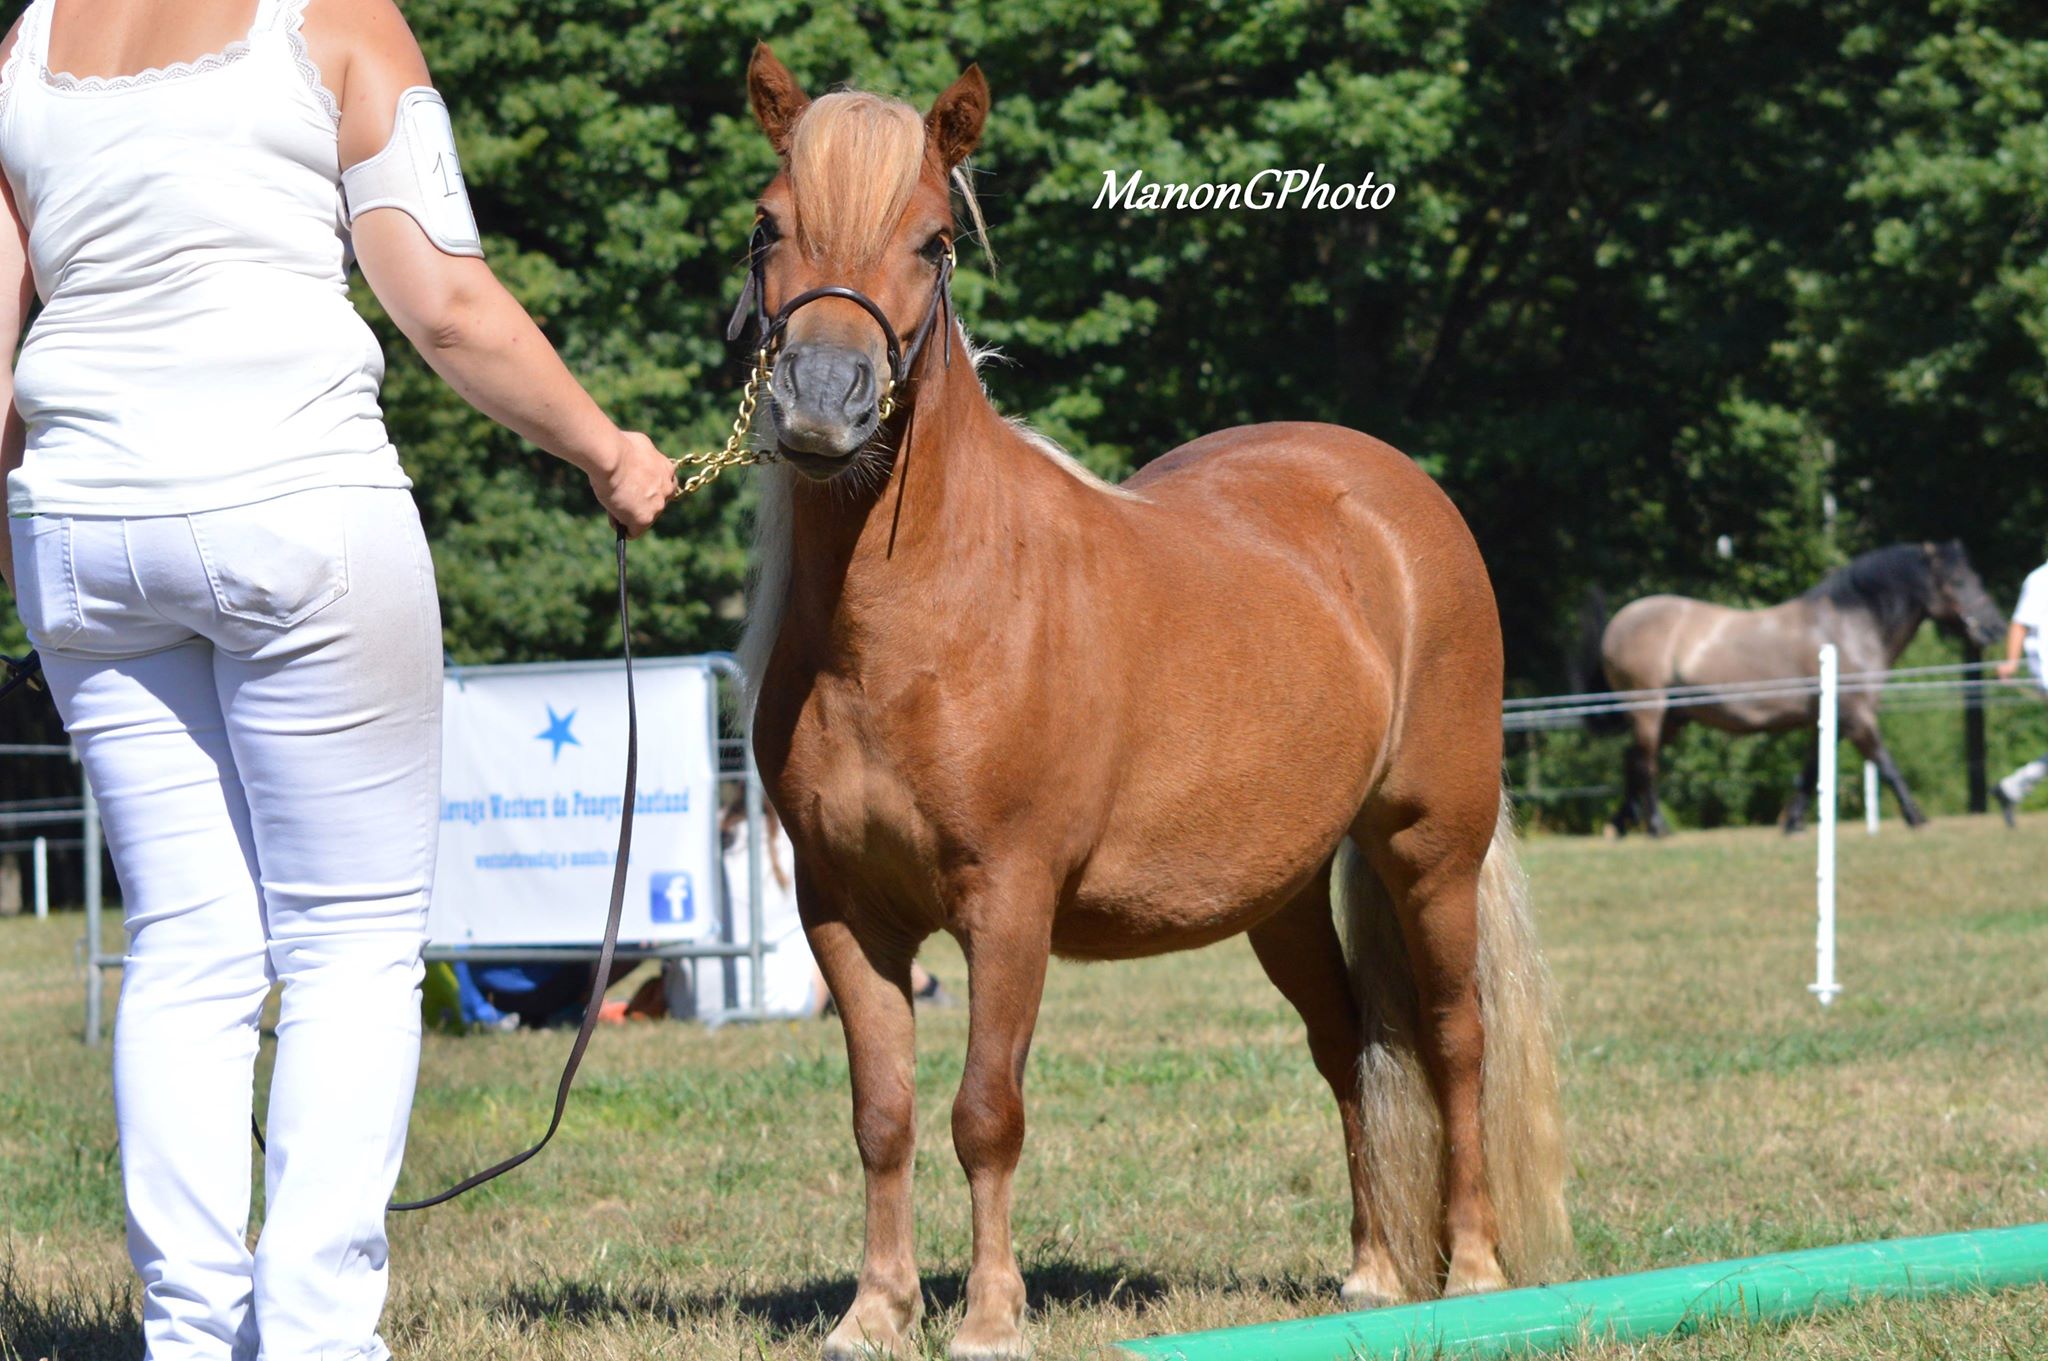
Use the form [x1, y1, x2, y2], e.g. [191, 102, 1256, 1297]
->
[823, 1338, 907, 1361]
[822, 1294, 922, 1360]
[1338, 1283, 1399, 1311]
[823, 1334, 909, 1361]
[1442, 1245, 1508, 1298]
[949, 1316, 1031, 1360]
[1339, 1258, 1406, 1310]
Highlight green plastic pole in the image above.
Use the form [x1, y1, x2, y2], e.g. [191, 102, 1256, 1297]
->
[1115, 1223, 2048, 1361]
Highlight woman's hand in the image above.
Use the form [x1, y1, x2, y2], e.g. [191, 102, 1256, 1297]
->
[589, 432, 680, 539]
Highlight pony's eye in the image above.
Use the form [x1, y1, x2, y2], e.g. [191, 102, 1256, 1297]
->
[752, 216, 782, 256]
[919, 233, 952, 266]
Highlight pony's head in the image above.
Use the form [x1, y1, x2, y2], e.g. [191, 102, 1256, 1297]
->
[741, 45, 988, 479]
[1924, 540, 2006, 649]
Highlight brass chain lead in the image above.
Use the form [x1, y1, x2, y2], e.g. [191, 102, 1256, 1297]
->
[670, 346, 779, 500]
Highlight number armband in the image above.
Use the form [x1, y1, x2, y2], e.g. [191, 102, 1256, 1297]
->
[342, 86, 484, 258]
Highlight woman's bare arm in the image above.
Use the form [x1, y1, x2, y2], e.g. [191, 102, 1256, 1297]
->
[1, 19, 34, 596]
[309, 0, 677, 536]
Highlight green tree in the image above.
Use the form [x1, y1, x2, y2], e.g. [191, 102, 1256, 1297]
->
[1783, 1, 2048, 596]
[4, 0, 2044, 829]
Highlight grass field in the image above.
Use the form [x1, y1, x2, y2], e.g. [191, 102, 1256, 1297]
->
[5, 814, 2047, 1360]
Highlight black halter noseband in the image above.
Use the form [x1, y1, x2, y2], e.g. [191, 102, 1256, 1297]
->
[724, 223, 957, 413]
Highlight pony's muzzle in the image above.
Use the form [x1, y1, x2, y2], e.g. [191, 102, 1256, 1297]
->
[769, 343, 883, 473]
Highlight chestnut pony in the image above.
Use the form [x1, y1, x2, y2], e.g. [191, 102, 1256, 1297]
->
[735, 47, 1570, 1360]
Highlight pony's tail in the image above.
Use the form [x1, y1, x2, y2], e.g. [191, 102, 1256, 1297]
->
[1573, 588, 1627, 736]
[1336, 795, 1572, 1299]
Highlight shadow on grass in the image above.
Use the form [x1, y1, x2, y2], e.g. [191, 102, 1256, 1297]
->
[0, 1255, 139, 1361]
[496, 1260, 1216, 1341]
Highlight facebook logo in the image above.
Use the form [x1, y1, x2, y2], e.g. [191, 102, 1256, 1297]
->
[649, 872, 694, 925]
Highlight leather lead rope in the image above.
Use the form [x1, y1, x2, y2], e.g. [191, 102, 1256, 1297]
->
[253, 533, 640, 1212]
[0, 649, 42, 703]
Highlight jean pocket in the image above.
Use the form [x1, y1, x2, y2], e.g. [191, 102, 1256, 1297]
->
[11, 515, 84, 649]
[187, 496, 351, 628]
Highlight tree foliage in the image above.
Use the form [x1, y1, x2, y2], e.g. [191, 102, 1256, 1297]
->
[3, 0, 2045, 824]
[377, 0, 2048, 675]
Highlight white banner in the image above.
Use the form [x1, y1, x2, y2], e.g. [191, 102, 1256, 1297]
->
[428, 658, 723, 948]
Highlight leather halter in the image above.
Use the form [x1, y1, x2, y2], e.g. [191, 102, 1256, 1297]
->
[725, 222, 957, 405]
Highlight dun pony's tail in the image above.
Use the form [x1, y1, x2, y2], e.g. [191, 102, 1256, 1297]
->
[1573, 588, 1628, 736]
[1335, 796, 1572, 1299]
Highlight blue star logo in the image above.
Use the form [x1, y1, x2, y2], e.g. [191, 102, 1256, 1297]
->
[536, 705, 580, 762]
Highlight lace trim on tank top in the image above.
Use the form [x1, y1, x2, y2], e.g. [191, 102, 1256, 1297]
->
[40, 39, 256, 94]
[21, 0, 336, 126]
[39, 0, 256, 96]
[275, 0, 340, 126]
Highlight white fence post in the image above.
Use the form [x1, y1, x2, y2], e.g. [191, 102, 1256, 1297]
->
[32, 836, 48, 920]
[1863, 761, 1879, 835]
[1810, 644, 1842, 1006]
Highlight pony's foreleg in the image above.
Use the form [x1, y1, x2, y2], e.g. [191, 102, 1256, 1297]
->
[1845, 716, 1926, 827]
[948, 882, 1054, 1361]
[1245, 860, 1406, 1307]
[810, 913, 925, 1361]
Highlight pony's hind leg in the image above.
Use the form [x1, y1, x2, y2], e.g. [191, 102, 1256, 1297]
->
[947, 872, 1056, 1361]
[808, 900, 925, 1360]
[1622, 709, 1675, 838]
[1353, 807, 1507, 1299]
[1244, 858, 1407, 1307]
[1784, 731, 1820, 833]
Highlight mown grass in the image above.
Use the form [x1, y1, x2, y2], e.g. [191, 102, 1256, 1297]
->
[4, 813, 2047, 1359]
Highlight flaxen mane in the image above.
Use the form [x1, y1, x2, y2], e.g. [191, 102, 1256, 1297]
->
[785, 92, 927, 266]
[738, 88, 1116, 709]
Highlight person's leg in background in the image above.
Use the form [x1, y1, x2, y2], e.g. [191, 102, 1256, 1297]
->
[22, 515, 272, 1361]
[195, 488, 444, 1361]
[451, 961, 518, 1030]
[1995, 753, 2048, 825]
[1993, 671, 2048, 828]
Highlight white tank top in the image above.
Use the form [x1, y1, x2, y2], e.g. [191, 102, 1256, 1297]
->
[0, 0, 409, 517]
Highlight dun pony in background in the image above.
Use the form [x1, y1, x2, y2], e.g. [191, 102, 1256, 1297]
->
[1588, 543, 2005, 837]
[733, 48, 1570, 1360]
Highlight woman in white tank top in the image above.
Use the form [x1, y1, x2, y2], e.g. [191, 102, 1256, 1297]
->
[0, 2, 678, 1356]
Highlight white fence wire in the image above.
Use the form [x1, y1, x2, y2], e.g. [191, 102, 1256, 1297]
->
[1503, 660, 2021, 730]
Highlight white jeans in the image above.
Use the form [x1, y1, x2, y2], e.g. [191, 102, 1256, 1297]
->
[11, 487, 442, 1361]
[2000, 662, 2048, 802]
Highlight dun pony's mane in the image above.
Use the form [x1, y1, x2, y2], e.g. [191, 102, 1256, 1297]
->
[1804, 543, 1930, 640]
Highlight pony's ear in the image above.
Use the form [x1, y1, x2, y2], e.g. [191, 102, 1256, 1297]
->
[748, 43, 811, 156]
[926, 65, 990, 171]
